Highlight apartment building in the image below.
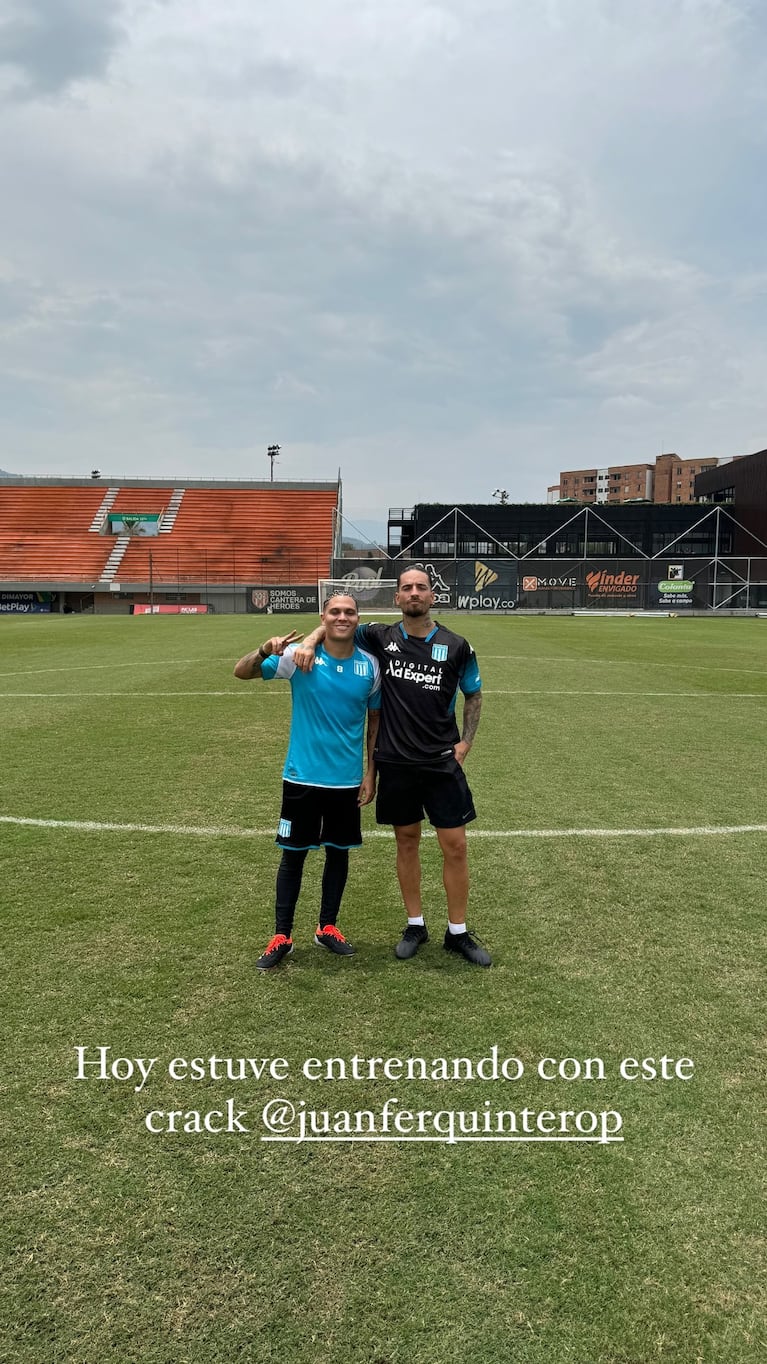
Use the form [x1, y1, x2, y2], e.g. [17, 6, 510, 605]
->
[548, 453, 721, 505]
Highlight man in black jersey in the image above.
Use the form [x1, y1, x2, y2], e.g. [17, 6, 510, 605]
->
[295, 566, 491, 967]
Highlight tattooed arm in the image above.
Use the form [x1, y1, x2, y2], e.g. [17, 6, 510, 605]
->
[233, 630, 303, 679]
[454, 690, 482, 766]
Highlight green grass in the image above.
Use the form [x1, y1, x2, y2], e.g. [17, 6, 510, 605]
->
[1, 614, 766, 1362]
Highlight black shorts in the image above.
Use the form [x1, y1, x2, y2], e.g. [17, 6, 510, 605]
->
[376, 760, 476, 830]
[276, 781, 362, 850]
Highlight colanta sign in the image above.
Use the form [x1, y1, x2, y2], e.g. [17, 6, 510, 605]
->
[658, 579, 694, 594]
[653, 564, 696, 607]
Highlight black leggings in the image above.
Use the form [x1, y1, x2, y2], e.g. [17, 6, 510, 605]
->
[274, 846, 350, 937]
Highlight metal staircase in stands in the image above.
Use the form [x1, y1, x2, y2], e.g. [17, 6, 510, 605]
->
[89, 487, 120, 532]
[100, 536, 130, 581]
[159, 489, 185, 532]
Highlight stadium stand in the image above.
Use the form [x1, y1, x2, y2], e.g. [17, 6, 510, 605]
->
[0, 484, 106, 534]
[0, 486, 113, 581]
[0, 533, 112, 582]
[109, 487, 177, 516]
[118, 487, 338, 585]
[0, 479, 340, 608]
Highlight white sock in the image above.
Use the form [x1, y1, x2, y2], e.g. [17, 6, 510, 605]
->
[407, 915, 425, 927]
[448, 921, 467, 936]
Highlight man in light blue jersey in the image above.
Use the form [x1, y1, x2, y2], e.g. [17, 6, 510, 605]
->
[294, 567, 490, 967]
[234, 594, 380, 969]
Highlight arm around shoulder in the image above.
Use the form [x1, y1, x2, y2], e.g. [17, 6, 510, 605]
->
[293, 623, 326, 672]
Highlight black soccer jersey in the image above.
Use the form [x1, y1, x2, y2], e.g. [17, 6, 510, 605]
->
[355, 621, 482, 765]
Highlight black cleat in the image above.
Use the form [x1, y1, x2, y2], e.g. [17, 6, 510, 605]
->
[314, 924, 355, 956]
[395, 923, 429, 959]
[443, 929, 492, 968]
[257, 934, 294, 970]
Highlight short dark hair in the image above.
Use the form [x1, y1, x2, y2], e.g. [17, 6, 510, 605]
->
[322, 591, 359, 611]
[396, 563, 433, 588]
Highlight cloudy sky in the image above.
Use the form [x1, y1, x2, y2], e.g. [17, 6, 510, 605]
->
[1, 0, 766, 530]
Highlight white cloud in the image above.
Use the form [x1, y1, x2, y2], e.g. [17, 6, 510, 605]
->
[0, 0, 766, 521]
[0, 0, 125, 95]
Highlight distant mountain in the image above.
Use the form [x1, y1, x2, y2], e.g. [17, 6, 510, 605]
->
[339, 534, 384, 551]
[341, 518, 387, 547]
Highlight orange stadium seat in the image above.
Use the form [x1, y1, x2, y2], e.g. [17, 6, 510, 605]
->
[0, 486, 113, 579]
[0, 534, 112, 581]
[0, 483, 338, 586]
[0, 485, 106, 534]
[109, 488, 175, 514]
[119, 489, 337, 584]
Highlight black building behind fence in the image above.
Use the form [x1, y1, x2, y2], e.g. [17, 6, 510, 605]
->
[695, 447, 767, 547]
[327, 499, 767, 612]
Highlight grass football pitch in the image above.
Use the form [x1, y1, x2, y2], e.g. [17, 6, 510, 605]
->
[1, 612, 765, 1363]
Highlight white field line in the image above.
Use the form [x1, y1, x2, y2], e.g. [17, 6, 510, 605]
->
[485, 690, 767, 698]
[0, 659, 216, 678]
[0, 691, 258, 698]
[1, 815, 766, 840]
[1, 655, 766, 678]
[483, 656, 767, 676]
[1, 690, 766, 700]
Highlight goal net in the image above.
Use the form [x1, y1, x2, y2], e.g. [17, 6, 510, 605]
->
[318, 576, 399, 613]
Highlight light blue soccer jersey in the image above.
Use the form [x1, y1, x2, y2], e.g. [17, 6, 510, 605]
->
[260, 644, 381, 787]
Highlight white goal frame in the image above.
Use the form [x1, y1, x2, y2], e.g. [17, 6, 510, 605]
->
[318, 577, 400, 614]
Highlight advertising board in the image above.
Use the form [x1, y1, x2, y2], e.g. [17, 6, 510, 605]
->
[247, 586, 319, 614]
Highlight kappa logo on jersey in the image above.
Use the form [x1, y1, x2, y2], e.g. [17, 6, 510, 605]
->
[315, 655, 328, 666]
[475, 560, 499, 592]
[431, 643, 448, 662]
[385, 641, 401, 653]
[353, 660, 370, 677]
[277, 818, 292, 838]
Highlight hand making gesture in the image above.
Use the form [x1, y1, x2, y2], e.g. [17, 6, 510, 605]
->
[259, 629, 304, 657]
[232, 630, 304, 680]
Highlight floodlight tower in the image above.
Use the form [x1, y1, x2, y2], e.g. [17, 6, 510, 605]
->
[267, 444, 281, 481]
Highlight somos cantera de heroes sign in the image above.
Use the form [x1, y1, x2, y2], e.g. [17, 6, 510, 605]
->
[248, 585, 319, 613]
